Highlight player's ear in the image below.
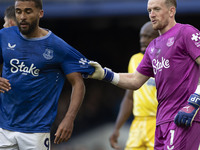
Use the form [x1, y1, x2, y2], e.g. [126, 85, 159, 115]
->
[169, 6, 176, 18]
[8, 19, 13, 27]
[39, 9, 44, 19]
[10, 19, 16, 27]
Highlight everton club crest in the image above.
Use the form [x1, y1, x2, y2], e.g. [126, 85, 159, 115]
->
[166, 37, 175, 47]
[43, 49, 54, 60]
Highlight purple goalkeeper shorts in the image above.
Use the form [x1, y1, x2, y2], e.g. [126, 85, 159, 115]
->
[154, 121, 200, 150]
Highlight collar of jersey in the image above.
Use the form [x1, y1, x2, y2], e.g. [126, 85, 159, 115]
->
[20, 29, 52, 41]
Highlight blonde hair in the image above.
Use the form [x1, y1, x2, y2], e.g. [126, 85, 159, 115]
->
[165, 0, 177, 9]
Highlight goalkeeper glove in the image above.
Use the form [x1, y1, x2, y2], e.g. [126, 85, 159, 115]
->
[88, 61, 119, 85]
[174, 93, 200, 127]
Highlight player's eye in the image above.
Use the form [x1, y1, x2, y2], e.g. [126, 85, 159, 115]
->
[147, 9, 152, 13]
[154, 7, 161, 11]
[25, 9, 33, 14]
[15, 9, 22, 14]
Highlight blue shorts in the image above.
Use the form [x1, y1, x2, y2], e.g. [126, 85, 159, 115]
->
[155, 121, 200, 150]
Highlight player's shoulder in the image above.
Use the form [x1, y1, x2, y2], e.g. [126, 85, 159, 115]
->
[47, 31, 75, 53]
[130, 52, 143, 60]
[0, 26, 18, 34]
[48, 31, 69, 45]
[175, 23, 200, 41]
[49, 31, 64, 41]
[177, 23, 198, 32]
[0, 27, 19, 40]
[129, 52, 143, 64]
[179, 23, 196, 28]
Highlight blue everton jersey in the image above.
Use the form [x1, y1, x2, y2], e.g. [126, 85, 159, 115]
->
[0, 26, 94, 132]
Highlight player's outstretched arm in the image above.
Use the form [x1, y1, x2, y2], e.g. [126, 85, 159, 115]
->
[88, 61, 150, 90]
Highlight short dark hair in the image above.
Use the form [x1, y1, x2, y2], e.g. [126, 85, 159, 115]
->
[165, 0, 177, 9]
[15, 0, 43, 9]
[5, 5, 16, 21]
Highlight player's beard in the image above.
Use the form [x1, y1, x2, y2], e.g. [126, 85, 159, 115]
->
[17, 19, 38, 35]
[153, 20, 168, 31]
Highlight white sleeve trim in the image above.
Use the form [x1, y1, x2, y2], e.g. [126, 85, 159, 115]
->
[111, 73, 120, 85]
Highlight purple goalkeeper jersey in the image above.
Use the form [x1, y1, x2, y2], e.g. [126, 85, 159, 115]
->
[137, 23, 200, 125]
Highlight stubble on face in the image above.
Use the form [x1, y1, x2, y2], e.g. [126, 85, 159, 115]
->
[17, 18, 38, 35]
[15, 1, 41, 36]
[148, 0, 169, 31]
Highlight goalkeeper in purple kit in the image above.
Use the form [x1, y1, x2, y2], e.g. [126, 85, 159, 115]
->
[89, 0, 200, 149]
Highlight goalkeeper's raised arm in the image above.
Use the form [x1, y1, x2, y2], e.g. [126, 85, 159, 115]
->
[88, 61, 150, 90]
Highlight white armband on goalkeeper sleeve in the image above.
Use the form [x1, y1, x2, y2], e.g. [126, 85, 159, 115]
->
[188, 85, 200, 108]
[190, 85, 200, 107]
[194, 85, 200, 95]
[103, 68, 120, 85]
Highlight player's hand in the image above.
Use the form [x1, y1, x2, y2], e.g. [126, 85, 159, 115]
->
[88, 61, 104, 80]
[109, 130, 121, 150]
[174, 94, 200, 127]
[54, 117, 74, 144]
[0, 77, 11, 93]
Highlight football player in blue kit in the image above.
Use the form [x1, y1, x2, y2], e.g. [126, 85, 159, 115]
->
[0, 0, 94, 149]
